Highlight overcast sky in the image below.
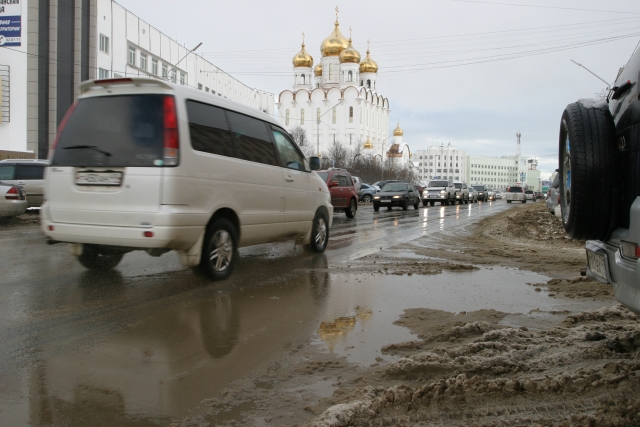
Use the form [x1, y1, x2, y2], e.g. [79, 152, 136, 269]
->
[119, 0, 640, 179]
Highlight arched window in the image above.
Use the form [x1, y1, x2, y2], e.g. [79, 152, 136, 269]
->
[332, 107, 336, 124]
[348, 70, 353, 82]
[286, 109, 290, 126]
[349, 107, 353, 123]
[301, 74, 305, 85]
[367, 79, 371, 89]
[360, 80, 363, 86]
[317, 108, 321, 121]
[301, 108, 305, 125]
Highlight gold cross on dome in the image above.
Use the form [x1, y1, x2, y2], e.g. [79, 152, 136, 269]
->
[335, 6, 339, 20]
[302, 32, 305, 43]
[349, 27, 352, 38]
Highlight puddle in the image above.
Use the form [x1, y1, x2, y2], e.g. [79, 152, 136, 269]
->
[285, 379, 336, 399]
[312, 266, 607, 366]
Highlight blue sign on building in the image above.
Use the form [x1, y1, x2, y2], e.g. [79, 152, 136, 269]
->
[0, 1, 22, 47]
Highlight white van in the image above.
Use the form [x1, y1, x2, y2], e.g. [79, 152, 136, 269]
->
[42, 77, 332, 280]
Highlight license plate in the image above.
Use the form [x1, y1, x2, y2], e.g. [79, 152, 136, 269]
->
[75, 171, 123, 186]
[381, 199, 390, 203]
[587, 249, 608, 282]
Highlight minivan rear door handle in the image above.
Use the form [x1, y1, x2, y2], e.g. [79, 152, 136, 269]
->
[285, 176, 294, 182]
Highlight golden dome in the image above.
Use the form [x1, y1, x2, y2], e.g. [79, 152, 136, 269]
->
[363, 139, 373, 149]
[339, 38, 361, 64]
[393, 123, 403, 136]
[292, 42, 313, 68]
[321, 21, 349, 57]
[359, 49, 378, 73]
[314, 63, 323, 77]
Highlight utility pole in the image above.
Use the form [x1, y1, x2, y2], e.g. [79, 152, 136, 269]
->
[516, 131, 522, 184]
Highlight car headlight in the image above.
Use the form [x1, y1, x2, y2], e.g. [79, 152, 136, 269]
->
[374, 196, 380, 199]
[392, 195, 402, 199]
[440, 190, 446, 194]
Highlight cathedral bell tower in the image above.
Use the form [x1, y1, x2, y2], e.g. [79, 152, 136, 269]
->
[292, 33, 313, 90]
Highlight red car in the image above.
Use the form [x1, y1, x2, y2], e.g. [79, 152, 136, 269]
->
[316, 168, 358, 218]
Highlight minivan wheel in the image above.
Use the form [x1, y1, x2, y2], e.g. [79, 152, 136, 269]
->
[77, 245, 124, 271]
[559, 101, 619, 240]
[345, 198, 357, 218]
[201, 219, 238, 280]
[309, 211, 329, 253]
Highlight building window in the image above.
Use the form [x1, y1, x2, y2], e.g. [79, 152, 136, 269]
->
[286, 109, 290, 126]
[198, 83, 203, 90]
[329, 64, 332, 79]
[98, 68, 109, 79]
[128, 46, 136, 65]
[332, 107, 336, 124]
[171, 71, 176, 83]
[301, 74, 305, 85]
[180, 73, 185, 85]
[301, 108, 305, 125]
[349, 107, 353, 123]
[162, 63, 168, 79]
[152, 58, 158, 75]
[99, 34, 109, 54]
[140, 52, 148, 71]
[205, 87, 209, 92]
[348, 70, 353, 82]
[317, 108, 320, 121]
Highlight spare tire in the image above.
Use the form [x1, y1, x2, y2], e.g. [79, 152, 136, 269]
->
[559, 101, 620, 240]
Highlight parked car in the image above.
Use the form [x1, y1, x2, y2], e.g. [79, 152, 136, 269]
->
[316, 168, 358, 218]
[373, 182, 420, 211]
[422, 179, 456, 206]
[558, 43, 640, 313]
[0, 182, 28, 218]
[506, 186, 526, 203]
[495, 191, 503, 200]
[42, 77, 333, 280]
[468, 187, 479, 203]
[471, 185, 488, 202]
[453, 181, 470, 204]
[359, 183, 376, 203]
[487, 188, 496, 201]
[525, 190, 536, 201]
[372, 179, 400, 193]
[546, 172, 560, 215]
[0, 159, 48, 208]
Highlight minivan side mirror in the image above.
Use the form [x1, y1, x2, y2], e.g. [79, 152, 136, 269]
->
[309, 157, 320, 171]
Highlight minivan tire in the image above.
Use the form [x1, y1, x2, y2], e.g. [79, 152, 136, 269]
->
[77, 244, 124, 271]
[309, 211, 329, 253]
[345, 198, 357, 218]
[559, 102, 619, 240]
[201, 219, 238, 280]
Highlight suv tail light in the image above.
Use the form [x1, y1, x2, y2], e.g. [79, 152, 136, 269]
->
[50, 101, 78, 155]
[163, 95, 179, 166]
[5, 187, 21, 200]
[621, 241, 640, 260]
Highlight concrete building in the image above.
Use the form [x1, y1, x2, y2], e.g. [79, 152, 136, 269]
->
[277, 14, 390, 157]
[0, 0, 274, 159]
[467, 156, 519, 191]
[413, 143, 468, 183]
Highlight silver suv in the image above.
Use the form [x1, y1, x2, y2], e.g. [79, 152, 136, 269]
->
[0, 159, 48, 208]
[422, 179, 456, 206]
[453, 181, 470, 204]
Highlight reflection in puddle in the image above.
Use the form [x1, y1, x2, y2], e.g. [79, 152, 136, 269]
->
[317, 308, 373, 351]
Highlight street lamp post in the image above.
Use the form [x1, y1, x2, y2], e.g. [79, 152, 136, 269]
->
[167, 42, 202, 82]
[379, 132, 396, 181]
[317, 100, 344, 157]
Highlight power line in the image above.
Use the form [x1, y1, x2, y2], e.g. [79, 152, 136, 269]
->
[447, 0, 640, 15]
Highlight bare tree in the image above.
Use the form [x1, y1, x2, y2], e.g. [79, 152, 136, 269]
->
[289, 126, 315, 158]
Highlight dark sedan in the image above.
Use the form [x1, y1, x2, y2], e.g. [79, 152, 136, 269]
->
[373, 182, 421, 211]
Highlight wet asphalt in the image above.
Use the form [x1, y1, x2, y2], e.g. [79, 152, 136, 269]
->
[0, 201, 512, 426]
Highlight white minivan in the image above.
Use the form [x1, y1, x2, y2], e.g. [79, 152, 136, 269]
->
[42, 77, 333, 280]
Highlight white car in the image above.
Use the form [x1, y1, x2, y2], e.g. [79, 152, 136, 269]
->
[0, 159, 48, 208]
[506, 186, 526, 203]
[0, 182, 28, 218]
[42, 77, 333, 280]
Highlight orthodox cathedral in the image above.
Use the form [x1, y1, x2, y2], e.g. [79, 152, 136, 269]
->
[278, 13, 408, 160]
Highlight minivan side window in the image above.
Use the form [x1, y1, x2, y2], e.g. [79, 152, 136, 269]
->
[17, 165, 45, 180]
[186, 101, 234, 158]
[226, 111, 278, 166]
[338, 175, 350, 187]
[0, 165, 16, 180]
[271, 128, 307, 172]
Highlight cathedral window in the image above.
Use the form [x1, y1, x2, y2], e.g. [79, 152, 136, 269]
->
[301, 74, 306, 85]
[332, 107, 336, 124]
[367, 80, 371, 89]
[301, 109, 305, 125]
[348, 71, 353, 82]
[286, 109, 290, 126]
[349, 107, 353, 123]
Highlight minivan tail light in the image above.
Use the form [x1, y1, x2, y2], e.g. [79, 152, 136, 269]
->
[163, 96, 179, 166]
[621, 241, 640, 260]
[5, 187, 20, 200]
[50, 101, 78, 155]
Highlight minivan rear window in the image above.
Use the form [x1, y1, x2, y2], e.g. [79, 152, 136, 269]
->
[508, 187, 523, 193]
[0, 165, 15, 180]
[51, 95, 165, 167]
[17, 165, 45, 180]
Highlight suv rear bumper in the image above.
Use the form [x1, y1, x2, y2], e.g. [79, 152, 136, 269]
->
[586, 197, 640, 313]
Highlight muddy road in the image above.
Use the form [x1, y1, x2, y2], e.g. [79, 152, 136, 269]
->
[0, 201, 631, 427]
